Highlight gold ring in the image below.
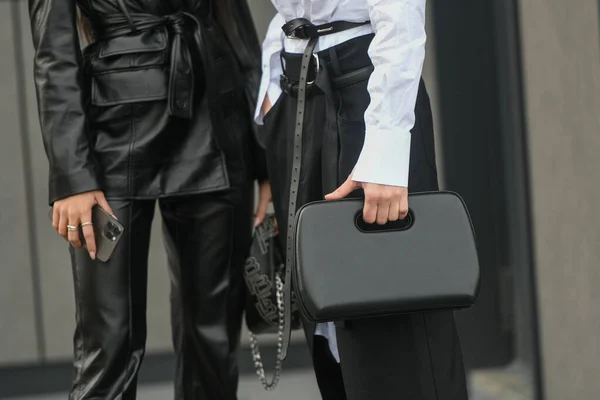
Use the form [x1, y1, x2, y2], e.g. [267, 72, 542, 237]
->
[67, 225, 78, 232]
[80, 222, 93, 227]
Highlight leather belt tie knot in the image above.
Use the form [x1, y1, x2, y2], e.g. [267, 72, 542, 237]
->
[166, 13, 194, 119]
[99, 11, 201, 119]
[166, 14, 186, 34]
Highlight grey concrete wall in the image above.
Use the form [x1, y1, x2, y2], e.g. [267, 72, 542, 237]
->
[248, 0, 276, 42]
[517, 0, 600, 398]
[0, 2, 39, 366]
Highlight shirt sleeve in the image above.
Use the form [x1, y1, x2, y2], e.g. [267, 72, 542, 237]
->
[352, 0, 427, 187]
[254, 13, 286, 124]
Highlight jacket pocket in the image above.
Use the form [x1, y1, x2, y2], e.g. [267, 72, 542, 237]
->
[88, 27, 169, 106]
[92, 68, 168, 106]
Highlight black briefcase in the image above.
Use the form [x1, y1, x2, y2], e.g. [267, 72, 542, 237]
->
[293, 191, 481, 323]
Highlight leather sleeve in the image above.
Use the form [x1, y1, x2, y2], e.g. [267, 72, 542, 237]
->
[29, 0, 101, 204]
[229, 0, 268, 181]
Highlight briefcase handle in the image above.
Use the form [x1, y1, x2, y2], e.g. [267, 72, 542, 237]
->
[354, 209, 415, 233]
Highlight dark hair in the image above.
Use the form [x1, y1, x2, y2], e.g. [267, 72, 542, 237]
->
[214, 0, 240, 52]
[214, 0, 232, 30]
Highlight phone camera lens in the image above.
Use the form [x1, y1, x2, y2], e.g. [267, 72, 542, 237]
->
[107, 222, 116, 230]
[103, 228, 115, 241]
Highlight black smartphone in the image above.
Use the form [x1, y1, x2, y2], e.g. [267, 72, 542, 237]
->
[48, 205, 125, 262]
[91, 206, 124, 262]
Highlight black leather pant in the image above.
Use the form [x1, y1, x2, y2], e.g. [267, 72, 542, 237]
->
[68, 185, 253, 400]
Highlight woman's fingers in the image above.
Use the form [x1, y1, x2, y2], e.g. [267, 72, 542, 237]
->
[80, 210, 96, 260]
[52, 206, 59, 232]
[52, 191, 104, 248]
[67, 210, 82, 248]
[376, 200, 391, 225]
[254, 200, 269, 227]
[254, 181, 272, 227]
[388, 200, 400, 222]
[57, 208, 69, 240]
[94, 192, 116, 219]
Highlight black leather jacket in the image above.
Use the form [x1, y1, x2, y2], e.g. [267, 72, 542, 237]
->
[29, 0, 265, 204]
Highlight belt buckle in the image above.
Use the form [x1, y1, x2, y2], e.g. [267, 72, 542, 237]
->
[306, 54, 320, 85]
[286, 24, 309, 40]
[280, 54, 320, 85]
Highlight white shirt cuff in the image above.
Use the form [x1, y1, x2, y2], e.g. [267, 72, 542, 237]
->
[352, 130, 412, 187]
[254, 14, 285, 124]
[314, 322, 340, 363]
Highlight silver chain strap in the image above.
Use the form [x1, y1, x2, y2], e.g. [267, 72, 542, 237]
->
[248, 275, 285, 391]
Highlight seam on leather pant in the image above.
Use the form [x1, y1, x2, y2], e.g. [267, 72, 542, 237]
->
[72, 249, 86, 399]
[121, 202, 134, 398]
[170, 210, 195, 397]
[222, 201, 237, 400]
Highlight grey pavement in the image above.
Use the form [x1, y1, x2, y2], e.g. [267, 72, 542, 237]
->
[5, 370, 322, 400]
[4, 370, 515, 400]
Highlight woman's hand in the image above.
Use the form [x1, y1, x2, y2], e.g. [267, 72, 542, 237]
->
[325, 174, 409, 225]
[254, 181, 273, 228]
[255, 96, 274, 229]
[52, 190, 114, 260]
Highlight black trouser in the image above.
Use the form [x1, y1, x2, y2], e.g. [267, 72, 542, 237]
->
[68, 185, 253, 400]
[261, 34, 468, 399]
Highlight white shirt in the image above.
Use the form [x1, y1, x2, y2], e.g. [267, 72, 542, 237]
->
[255, 0, 427, 188]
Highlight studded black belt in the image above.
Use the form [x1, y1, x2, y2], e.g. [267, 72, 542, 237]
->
[279, 18, 370, 360]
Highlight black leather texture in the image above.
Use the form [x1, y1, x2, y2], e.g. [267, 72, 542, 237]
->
[68, 186, 253, 399]
[294, 192, 481, 323]
[244, 214, 301, 334]
[28, 0, 265, 204]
